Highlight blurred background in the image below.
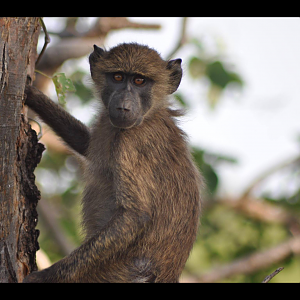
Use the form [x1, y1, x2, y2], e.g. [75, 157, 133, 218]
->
[30, 17, 300, 282]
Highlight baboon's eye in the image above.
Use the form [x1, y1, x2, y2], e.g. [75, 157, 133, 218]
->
[113, 73, 123, 82]
[134, 76, 145, 85]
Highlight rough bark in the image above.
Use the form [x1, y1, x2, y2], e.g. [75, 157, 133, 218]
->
[0, 17, 45, 283]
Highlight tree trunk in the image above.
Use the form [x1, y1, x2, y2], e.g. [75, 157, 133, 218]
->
[0, 17, 45, 283]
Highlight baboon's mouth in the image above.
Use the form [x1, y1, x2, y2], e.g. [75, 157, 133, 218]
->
[109, 114, 143, 129]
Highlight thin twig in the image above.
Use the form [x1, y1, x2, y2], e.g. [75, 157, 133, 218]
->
[35, 17, 51, 66]
[166, 17, 188, 60]
[262, 267, 284, 283]
[34, 69, 52, 79]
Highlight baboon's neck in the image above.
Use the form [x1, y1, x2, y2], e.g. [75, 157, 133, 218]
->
[89, 107, 184, 163]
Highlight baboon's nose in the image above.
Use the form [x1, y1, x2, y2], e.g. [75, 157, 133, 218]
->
[116, 101, 131, 112]
[116, 107, 130, 112]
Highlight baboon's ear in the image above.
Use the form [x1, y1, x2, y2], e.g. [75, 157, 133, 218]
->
[89, 45, 105, 60]
[166, 59, 182, 94]
[89, 45, 105, 79]
[89, 45, 105, 63]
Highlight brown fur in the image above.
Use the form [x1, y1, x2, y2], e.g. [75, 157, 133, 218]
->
[23, 43, 202, 283]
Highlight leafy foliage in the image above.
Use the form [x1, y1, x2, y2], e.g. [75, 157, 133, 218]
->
[52, 73, 76, 106]
[192, 147, 237, 195]
[174, 38, 244, 109]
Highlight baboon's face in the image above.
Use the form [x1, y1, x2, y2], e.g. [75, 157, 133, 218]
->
[89, 43, 182, 129]
[101, 72, 154, 129]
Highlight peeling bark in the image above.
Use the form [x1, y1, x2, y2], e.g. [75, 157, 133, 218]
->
[0, 17, 44, 283]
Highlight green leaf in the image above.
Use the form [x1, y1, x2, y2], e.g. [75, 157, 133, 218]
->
[188, 56, 206, 79]
[52, 72, 76, 106]
[228, 72, 243, 86]
[206, 61, 231, 89]
[192, 148, 219, 194]
[206, 61, 243, 89]
[69, 70, 93, 104]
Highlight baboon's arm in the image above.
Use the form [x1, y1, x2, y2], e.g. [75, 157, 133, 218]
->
[23, 208, 150, 282]
[24, 85, 90, 156]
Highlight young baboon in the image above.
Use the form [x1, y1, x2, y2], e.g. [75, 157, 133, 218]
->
[23, 43, 202, 283]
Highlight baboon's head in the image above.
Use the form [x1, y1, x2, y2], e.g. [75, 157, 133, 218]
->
[89, 43, 182, 129]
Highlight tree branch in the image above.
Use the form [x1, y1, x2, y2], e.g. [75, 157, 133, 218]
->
[241, 155, 300, 199]
[166, 17, 188, 60]
[86, 17, 161, 37]
[37, 17, 160, 72]
[195, 235, 300, 282]
[219, 196, 300, 235]
[262, 267, 284, 283]
[34, 17, 161, 91]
